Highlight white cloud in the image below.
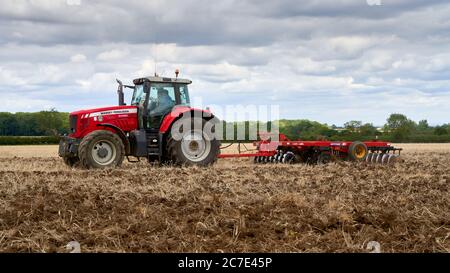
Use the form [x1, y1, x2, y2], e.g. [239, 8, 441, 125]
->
[0, 67, 27, 86]
[0, 1, 449, 126]
[97, 49, 129, 61]
[70, 54, 86, 63]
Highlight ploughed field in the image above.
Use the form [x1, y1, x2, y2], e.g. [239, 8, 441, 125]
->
[0, 144, 449, 252]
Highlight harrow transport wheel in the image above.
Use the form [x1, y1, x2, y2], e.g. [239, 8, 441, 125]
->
[78, 130, 125, 169]
[167, 117, 220, 166]
[63, 156, 79, 167]
[348, 141, 368, 161]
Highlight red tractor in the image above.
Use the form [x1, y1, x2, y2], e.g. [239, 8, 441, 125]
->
[59, 73, 221, 169]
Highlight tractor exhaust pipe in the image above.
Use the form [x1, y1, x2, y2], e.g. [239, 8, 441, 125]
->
[116, 79, 125, 106]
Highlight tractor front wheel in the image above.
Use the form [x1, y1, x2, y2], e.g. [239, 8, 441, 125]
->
[78, 130, 125, 169]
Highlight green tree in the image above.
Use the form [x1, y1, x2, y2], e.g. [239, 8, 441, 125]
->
[15, 112, 39, 136]
[344, 120, 362, 133]
[434, 125, 448, 136]
[0, 112, 18, 135]
[417, 119, 429, 131]
[384, 113, 416, 142]
[359, 123, 378, 136]
[35, 108, 65, 136]
[444, 123, 450, 132]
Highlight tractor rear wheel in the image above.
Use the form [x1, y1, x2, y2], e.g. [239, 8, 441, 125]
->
[166, 117, 220, 166]
[78, 130, 125, 169]
[347, 141, 368, 161]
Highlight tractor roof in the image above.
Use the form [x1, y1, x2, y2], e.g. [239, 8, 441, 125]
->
[133, 76, 192, 85]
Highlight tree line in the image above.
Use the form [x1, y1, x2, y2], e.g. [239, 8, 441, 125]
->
[221, 113, 450, 143]
[277, 113, 450, 142]
[0, 110, 449, 144]
[0, 109, 69, 136]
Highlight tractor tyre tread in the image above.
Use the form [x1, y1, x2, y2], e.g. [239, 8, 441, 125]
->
[78, 130, 125, 169]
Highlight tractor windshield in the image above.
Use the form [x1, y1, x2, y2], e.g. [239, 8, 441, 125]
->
[131, 84, 145, 106]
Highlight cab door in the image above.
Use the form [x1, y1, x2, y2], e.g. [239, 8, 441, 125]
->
[146, 83, 176, 130]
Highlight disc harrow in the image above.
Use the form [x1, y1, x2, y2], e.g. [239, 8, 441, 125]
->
[219, 133, 402, 165]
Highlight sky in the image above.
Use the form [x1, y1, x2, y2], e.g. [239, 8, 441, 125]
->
[0, 0, 449, 126]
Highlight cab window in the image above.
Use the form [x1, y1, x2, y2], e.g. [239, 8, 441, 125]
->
[131, 84, 145, 106]
[148, 83, 176, 116]
[179, 85, 190, 105]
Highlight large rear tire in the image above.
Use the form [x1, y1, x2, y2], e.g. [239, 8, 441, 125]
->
[78, 130, 125, 169]
[166, 117, 220, 166]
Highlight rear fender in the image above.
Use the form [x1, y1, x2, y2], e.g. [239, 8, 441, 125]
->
[159, 108, 219, 134]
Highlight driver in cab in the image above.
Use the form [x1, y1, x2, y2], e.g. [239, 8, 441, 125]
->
[149, 88, 175, 116]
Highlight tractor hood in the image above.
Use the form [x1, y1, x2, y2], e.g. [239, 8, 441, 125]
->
[68, 105, 139, 138]
[70, 105, 138, 117]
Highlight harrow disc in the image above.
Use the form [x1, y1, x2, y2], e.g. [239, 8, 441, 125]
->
[282, 152, 295, 164]
[366, 153, 373, 163]
[371, 153, 380, 163]
[387, 154, 399, 164]
[381, 153, 390, 164]
[275, 151, 283, 163]
[377, 153, 385, 164]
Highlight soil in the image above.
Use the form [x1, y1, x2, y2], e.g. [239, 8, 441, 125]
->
[0, 144, 449, 252]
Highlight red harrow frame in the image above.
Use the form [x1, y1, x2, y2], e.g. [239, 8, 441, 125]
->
[218, 133, 402, 164]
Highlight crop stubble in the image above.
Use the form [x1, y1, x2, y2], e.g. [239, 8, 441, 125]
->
[0, 144, 449, 252]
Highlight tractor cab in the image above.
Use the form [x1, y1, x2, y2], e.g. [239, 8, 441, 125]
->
[118, 75, 192, 130]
